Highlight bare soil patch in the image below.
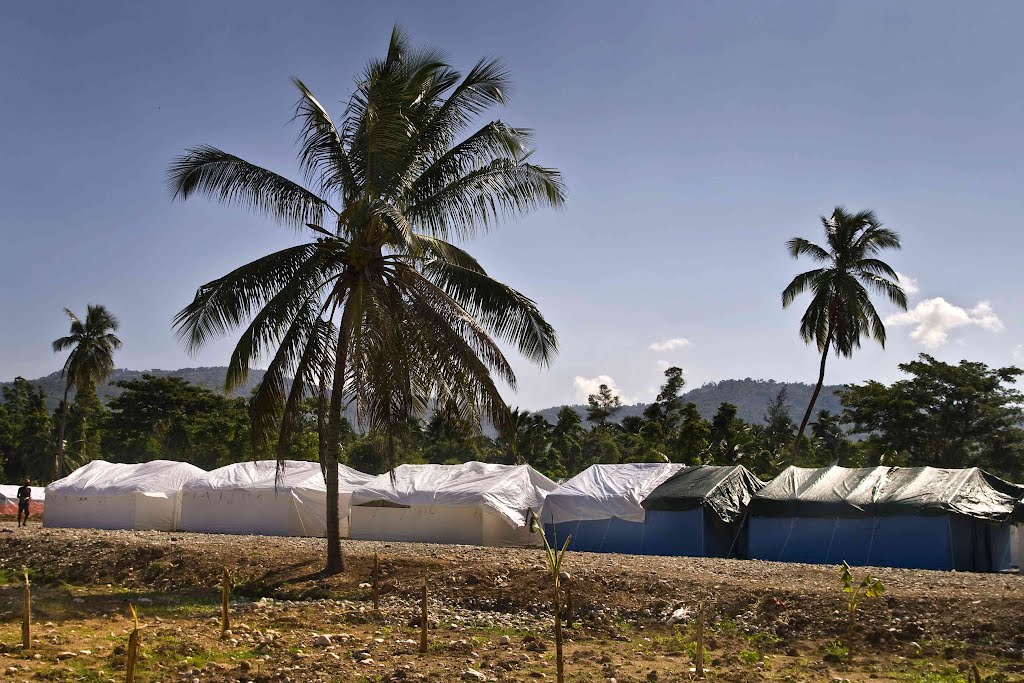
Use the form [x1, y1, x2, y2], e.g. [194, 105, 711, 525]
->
[0, 523, 1020, 682]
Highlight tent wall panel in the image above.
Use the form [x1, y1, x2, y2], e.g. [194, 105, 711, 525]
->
[44, 492, 181, 532]
[546, 509, 745, 558]
[1010, 524, 1024, 572]
[544, 519, 646, 555]
[178, 461, 368, 537]
[749, 514, 1013, 571]
[350, 505, 485, 545]
[180, 491, 301, 537]
[641, 509, 705, 556]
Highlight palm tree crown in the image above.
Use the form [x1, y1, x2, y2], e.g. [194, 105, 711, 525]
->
[52, 304, 122, 478]
[53, 305, 122, 390]
[782, 207, 907, 449]
[168, 27, 564, 572]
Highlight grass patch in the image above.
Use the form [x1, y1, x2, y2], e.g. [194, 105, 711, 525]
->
[824, 639, 848, 663]
[739, 649, 763, 665]
[902, 669, 969, 683]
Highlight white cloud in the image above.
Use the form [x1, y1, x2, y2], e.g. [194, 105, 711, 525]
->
[573, 375, 631, 403]
[884, 298, 1004, 349]
[1013, 344, 1024, 363]
[649, 337, 691, 352]
[895, 271, 920, 296]
[656, 359, 671, 371]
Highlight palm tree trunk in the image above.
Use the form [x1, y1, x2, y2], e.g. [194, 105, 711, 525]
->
[794, 328, 833, 453]
[55, 385, 70, 479]
[324, 296, 356, 574]
[316, 359, 329, 480]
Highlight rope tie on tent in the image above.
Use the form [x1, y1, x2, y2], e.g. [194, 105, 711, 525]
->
[700, 508, 705, 556]
[866, 516, 879, 565]
[598, 517, 613, 553]
[725, 509, 749, 560]
[778, 516, 797, 562]
[947, 515, 955, 570]
[824, 517, 839, 563]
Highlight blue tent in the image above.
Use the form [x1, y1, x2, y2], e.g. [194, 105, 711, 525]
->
[748, 466, 1024, 572]
[541, 463, 684, 555]
[640, 465, 765, 557]
[542, 464, 764, 557]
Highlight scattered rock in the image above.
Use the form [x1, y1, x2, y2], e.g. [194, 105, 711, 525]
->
[314, 634, 332, 647]
[462, 669, 487, 681]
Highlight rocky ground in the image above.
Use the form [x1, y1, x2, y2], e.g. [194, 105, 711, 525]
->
[0, 522, 1021, 682]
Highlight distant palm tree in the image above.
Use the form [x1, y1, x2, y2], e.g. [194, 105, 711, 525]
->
[52, 305, 122, 478]
[168, 27, 563, 573]
[782, 207, 907, 449]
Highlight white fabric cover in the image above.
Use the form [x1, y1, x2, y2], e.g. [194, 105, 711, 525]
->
[44, 460, 205, 531]
[0, 485, 45, 515]
[350, 462, 557, 547]
[0, 485, 45, 501]
[179, 460, 371, 537]
[542, 463, 685, 524]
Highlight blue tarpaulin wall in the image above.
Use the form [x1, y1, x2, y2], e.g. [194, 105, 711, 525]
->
[544, 508, 743, 557]
[748, 514, 1014, 571]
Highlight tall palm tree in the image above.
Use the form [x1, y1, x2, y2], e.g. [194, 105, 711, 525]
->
[168, 26, 564, 573]
[52, 305, 122, 478]
[782, 207, 907, 449]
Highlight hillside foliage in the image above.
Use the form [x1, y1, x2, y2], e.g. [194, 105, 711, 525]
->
[1, 355, 1021, 484]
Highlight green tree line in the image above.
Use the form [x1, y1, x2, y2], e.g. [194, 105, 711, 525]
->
[3, 354, 1021, 485]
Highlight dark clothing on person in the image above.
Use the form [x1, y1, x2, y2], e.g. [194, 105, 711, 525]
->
[16, 486, 30, 526]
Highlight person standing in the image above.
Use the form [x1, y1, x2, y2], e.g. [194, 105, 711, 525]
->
[16, 480, 32, 527]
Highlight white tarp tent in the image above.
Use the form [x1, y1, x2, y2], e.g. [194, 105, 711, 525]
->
[179, 460, 371, 537]
[44, 460, 205, 531]
[350, 462, 557, 547]
[541, 463, 685, 524]
[0, 485, 45, 516]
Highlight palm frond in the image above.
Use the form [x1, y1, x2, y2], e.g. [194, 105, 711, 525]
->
[786, 237, 830, 262]
[408, 158, 565, 239]
[168, 145, 334, 228]
[782, 268, 827, 308]
[173, 244, 325, 354]
[423, 259, 557, 366]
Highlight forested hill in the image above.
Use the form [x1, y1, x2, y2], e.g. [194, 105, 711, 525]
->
[1, 367, 266, 411]
[4, 368, 843, 426]
[532, 378, 844, 426]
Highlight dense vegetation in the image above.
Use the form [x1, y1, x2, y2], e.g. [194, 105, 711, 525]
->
[2, 354, 1021, 484]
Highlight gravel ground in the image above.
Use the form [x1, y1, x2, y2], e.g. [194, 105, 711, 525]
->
[0, 523, 1021, 650]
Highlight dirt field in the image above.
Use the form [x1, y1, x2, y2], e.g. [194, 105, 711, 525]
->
[0, 521, 1021, 682]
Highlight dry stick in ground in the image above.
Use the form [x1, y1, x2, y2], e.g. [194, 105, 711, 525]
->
[372, 552, 380, 611]
[695, 600, 705, 679]
[221, 567, 231, 635]
[21, 568, 30, 650]
[419, 577, 429, 654]
[125, 603, 141, 683]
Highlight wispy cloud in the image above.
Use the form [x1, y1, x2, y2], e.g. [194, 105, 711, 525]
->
[649, 337, 691, 352]
[884, 298, 1003, 348]
[573, 374, 632, 403]
[895, 271, 920, 296]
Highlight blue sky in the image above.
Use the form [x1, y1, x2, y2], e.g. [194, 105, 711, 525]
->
[1, 1, 1022, 410]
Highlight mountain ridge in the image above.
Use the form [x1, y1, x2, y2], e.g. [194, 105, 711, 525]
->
[2, 367, 844, 425]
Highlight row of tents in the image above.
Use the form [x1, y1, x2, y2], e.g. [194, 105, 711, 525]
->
[36, 459, 1024, 573]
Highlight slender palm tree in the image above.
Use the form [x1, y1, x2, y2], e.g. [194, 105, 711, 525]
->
[782, 207, 907, 450]
[168, 26, 564, 573]
[52, 305, 122, 478]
